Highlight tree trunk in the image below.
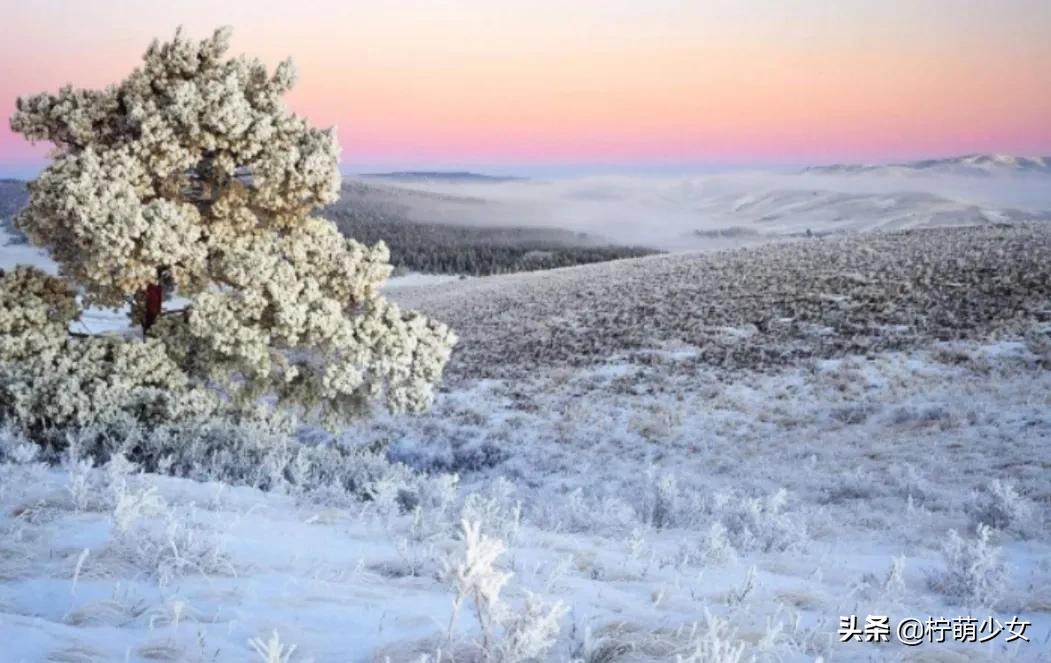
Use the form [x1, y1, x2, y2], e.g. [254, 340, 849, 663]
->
[142, 282, 163, 336]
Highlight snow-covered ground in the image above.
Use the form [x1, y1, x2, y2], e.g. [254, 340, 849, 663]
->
[2, 327, 1049, 661]
[384, 272, 474, 291]
[2, 225, 1050, 661]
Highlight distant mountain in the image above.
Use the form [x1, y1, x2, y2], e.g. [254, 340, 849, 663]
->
[0, 179, 28, 218]
[359, 171, 525, 184]
[684, 188, 1050, 238]
[0, 179, 29, 244]
[804, 154, 1051, 177]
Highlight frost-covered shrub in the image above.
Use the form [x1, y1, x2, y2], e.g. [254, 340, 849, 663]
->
[55, 440, 233, 586]
[492, 592, 567, 663]
[723, 565, 758, 608]
[111, 483, 165, 537]
[109, 496, 234, 587]
[931, 524, 1006, 606]
[385, 416, 510, 475]
[0, 427, 39, 465]
[249, 631, 299, 663]
[675, 612, 748, 663]
[698, 522, 738, 564]
[710, 488, 805, 553]
[649, 473, 679, 529]
[444, 520, 565, 662]
[445, 519, 513, 650]
[52, 418, 439, 509]
[1023, 327, 1051, 369]
[4, 27, 454, 440]
[66, 452, 98, 512]
[628, 405, 682, 443]
[886, 403, 953, 429]
[535, 487, 639, 536]
[967, 480, 1034, 536]
[630, 468, 708, 531]
[461, 478, 522, 544]
[855, 555, 907, 604]
[571, 615, 749, 663]
[829, 403, 875, 425]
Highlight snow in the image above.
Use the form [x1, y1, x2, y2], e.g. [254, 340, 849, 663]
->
[0, 227, 53, 273]
[384, 272, 473, 291]
[3, 302, 1051, 660]
[806, 154, 1051, 179]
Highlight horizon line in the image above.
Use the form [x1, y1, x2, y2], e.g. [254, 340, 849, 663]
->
[3, 151, 1050, 181]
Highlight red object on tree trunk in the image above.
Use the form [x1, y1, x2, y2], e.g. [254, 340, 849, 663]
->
[143, 283, 162, 334]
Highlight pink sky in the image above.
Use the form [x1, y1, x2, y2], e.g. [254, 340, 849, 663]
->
[2, 0, 1050, 176]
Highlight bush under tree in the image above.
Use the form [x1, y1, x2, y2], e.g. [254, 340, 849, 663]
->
[1, 27, 455, 439]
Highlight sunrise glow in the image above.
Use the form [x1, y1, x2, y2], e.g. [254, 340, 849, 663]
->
[2, 0, 1050, 176]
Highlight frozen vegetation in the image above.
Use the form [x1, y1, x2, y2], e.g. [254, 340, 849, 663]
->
[395, 224, 1051, 380]
[2, 222, 1050, 661]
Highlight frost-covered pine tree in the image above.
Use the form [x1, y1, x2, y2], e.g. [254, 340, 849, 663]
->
[2, 27, 455, 435]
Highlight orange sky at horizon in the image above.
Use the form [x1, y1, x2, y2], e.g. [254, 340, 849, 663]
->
[1, 0, 1049, 176]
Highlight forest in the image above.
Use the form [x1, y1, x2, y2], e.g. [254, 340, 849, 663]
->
[329, 206, 658, 276]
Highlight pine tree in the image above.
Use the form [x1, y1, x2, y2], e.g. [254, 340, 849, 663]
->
[2, 27, 455, 435]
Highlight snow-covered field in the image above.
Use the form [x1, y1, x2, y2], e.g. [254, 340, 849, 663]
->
[2, 222, 1050, 661]
[384, 272, 474, 292]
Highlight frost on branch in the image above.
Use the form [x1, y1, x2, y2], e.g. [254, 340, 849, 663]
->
[3, 27, 455, 435]
[0, 267, 217, 436]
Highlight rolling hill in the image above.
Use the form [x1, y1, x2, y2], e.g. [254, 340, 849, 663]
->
[804, 153, 1051, 178]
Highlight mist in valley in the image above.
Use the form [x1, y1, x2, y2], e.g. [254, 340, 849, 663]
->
[358, 167, 1051, 251]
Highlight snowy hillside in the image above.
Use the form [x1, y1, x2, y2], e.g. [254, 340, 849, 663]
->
[393, 224, 1051, 380]
[674, 187, 1046, 237]
[804, 154, 1051, 178]
[0, 179, 29, 243]
[337, 167, 1051, 251]
[3, 224, 1050, 661]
